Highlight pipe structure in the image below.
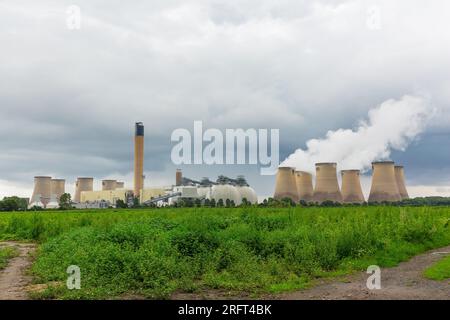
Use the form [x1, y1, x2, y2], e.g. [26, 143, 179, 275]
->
[51, 179, 66, 204]
[341, 170, 365, 204]
[273, 167, 299, 202]
[74, 177, 94, 203]
[30, 176, 52, 208]
[176, 169, 183, 186]
[395, 165, 409, 200]
[294, 171, 313, 203]
[313, 163, 342, 203]
[134, 122, 144, 197]
[102, 179, 117, 191]
[368, 161, 401, 203]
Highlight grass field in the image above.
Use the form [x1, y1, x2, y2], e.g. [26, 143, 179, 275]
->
[0, 206, 449, 299]
[424, 255, 450, 281]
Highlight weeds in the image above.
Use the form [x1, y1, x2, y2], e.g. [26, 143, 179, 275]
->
[0, 206, 449, 299]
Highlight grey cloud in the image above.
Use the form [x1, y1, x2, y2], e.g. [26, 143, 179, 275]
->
[1, 0, 450, 197]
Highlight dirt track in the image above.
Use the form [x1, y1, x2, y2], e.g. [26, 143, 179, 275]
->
[0, 241, 36, 300]
[172, 245, 450, 300]
[279, 245, 450, 300]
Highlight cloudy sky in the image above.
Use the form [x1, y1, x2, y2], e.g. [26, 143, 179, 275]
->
[1, 0, 450, 199]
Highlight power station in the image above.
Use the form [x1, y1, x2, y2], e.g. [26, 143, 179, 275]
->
[313, 163, 342, 203]
[27, 120, 411, 208]
[272, 161, 409, 204]
[29, 176, 52, 208]
[29, 122, 258, 208]
[295, 171, 313, 203]
[341, 170, 365, 204]
[74, 177, 93, 203]
[368, 161, 402, 203]
[395, 165, 409, 200]
[273, 167, 299, 202]
[134, 122, 145, 197]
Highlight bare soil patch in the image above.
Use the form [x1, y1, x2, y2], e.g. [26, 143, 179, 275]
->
[279, 245, 450, 300]
[0, 241, 36, 300]
[172, 245, 450, 300]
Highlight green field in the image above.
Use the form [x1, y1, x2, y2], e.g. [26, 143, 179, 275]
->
[424, 255, 450, 281]
[0, 207, 449, 299]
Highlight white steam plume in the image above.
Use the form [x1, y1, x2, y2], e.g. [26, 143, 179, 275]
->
[281, 95, 432, 173]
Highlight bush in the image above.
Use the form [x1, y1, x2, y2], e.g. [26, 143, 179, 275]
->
[0, 206, 448, 299]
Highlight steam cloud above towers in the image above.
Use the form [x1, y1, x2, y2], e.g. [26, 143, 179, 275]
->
[281, 95, 432, 173]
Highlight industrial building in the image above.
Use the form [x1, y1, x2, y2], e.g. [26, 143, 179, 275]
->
[273, 167, 299, 202]
[295, 171, 313, 203]
[341, 170, 365, 204]
[74, 177, 93, 203]
[29, 176, 52, 208]
[368, 161, 402, 203]
[395, 166, 409, 200]
[313, 163, 342, 203]
[29, 122, 258, 209]
[273, 160, 409, 204]
[157, 174, 258, 207]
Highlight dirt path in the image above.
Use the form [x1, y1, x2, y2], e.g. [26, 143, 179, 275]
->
[0, 241, 36, 300]
[172, 245, 450, 300]
[279, 245, 450, 300]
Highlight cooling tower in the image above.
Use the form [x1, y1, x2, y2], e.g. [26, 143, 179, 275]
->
[273, 167, 299, 202]
[341, 170, 365, 204]
[294, 171, 313, 202]
[50, 179, 65, 203]
[313, 163, 342, 203]
[102, 179, 117, 191]
[134, 122, 144, 197]
[395, 165, 409, 200]
[30, 176, 52, 208]
[368, 161, 402, 203]
[176, 169, 182, 186]
[74, 177, 94, 203]
[116, 181, 125, 189]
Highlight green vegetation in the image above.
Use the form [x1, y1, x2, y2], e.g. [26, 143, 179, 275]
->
[424, 255, 450, 281]
[58, 193, 72, 210]
[0, 196, 28, 212]
[0, 246, 18, 270]
[0, 207, 448, 299]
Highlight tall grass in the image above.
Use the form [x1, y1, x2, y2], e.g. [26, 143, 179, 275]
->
[0, 207, 449, 299]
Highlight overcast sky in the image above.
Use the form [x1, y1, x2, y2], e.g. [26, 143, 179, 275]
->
[1, 0, 450, 199]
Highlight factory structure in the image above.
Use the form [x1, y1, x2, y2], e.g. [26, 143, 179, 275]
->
[28, 122, 258, 209]
[274, 161, 409, 204]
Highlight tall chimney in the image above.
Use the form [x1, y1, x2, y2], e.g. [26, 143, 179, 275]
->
[51, 179, 66, 204]
[273, 167, 299, 202]
[102, 179, 117, 191]
[395, 165, 409, 200]
[30, 176, 52, 208]
[134, 122, 144, 197]
[368, 161, 401, 203]
[176, 169, 183, 186]
[313, 163, 342, 203]
[74, 177, 94, 203]
[341, 170, 365, 204]
[294, 171, 313, 203]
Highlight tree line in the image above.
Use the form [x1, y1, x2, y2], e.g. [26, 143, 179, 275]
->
[1, 194, 450, 211]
